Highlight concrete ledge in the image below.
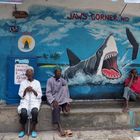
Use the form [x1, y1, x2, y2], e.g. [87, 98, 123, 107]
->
[0, 104, 52, 132]
[0, 101, 140, 132]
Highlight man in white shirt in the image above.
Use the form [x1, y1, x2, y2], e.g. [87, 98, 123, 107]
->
[17, 66, 42, 138]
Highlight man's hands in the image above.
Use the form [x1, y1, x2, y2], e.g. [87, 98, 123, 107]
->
[130, 71, 138, 80]
[52, 100, 59, 108]
[130, 73, 134, 79]
[25, 86, 33, 92]
[23, 86, 38, 97]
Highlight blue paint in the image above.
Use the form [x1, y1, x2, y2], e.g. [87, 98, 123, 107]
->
[0, 5, 140, 100]
[69, 84, 124, 99]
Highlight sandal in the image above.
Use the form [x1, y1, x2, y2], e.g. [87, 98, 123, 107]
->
[18, 131, 25, 138]
[31, 131, 37, 138]
[65, 129, 73, 137]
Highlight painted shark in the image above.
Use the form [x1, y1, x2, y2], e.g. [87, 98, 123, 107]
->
[64, 34, 121, 79]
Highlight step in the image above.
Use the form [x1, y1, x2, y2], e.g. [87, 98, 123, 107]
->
[0, 101, 140, 132]
[61, 108, 138, 130]
[71, 99, 140, 108]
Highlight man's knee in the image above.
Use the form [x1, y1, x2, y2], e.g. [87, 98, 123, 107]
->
[123, 87, 131, 98]
[20, 108, 28, 116]
[20, 108, 28, 124]
[31, 108, 38, 124]
[31, 108, 38, 115]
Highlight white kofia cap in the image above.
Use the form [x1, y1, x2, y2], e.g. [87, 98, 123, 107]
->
[26, 66, 34, 72]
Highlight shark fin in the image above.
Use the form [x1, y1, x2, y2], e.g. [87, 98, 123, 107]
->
[67, 48, 81, 66]
[126, 28, 139, 60]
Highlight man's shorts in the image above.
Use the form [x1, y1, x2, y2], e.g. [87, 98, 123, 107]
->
[123, 87, 138, 101]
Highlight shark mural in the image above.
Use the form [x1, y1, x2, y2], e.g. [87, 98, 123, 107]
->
[64, 34, 121, 80]
[63, 28, 139, 84]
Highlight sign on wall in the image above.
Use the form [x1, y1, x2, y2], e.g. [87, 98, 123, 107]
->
[14, 63, 28, 84]
[18, 35, 35, 52]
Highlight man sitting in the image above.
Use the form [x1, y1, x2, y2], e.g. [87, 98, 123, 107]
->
[17, 66, 42, 138]
[46, 67, 72, 137]
[122, 68, 140, 112]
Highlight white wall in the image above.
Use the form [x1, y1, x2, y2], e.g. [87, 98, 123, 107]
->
[0, 0, 140, 19]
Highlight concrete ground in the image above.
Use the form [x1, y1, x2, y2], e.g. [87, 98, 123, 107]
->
[1, 129, 140, 140]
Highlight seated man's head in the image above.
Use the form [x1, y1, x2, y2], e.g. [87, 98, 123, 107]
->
[26, 66, 34, 80]
[54, 67, 62, 79]
[129, 68, 138, 79]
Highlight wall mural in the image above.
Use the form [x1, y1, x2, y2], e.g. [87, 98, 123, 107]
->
[0, 5, 140, 100]
[64, 35, 121, 80]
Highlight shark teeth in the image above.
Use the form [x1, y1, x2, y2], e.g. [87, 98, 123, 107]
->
[102, 68, 121, 79]
[104, 52, 117, 60]
[102, 51, 121, 79]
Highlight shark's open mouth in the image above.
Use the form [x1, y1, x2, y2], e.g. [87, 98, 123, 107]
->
[102, 52, 121, 79]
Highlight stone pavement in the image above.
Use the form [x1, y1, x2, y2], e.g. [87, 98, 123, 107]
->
[1, 129, 140, 140]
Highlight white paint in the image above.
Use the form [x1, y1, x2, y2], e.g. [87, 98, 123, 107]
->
[124, 0, 140, 3]
[97, 35, 118, 75]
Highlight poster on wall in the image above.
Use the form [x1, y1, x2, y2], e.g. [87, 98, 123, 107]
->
[0, 0, 22, 4]
[14, 63, 28, 84]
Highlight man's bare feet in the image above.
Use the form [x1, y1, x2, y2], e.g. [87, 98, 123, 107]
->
[57, 123, 66, 137]
[65, 129, 73, 137]
[59, 129, 66, 137]
[63, 104, 70, 115]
